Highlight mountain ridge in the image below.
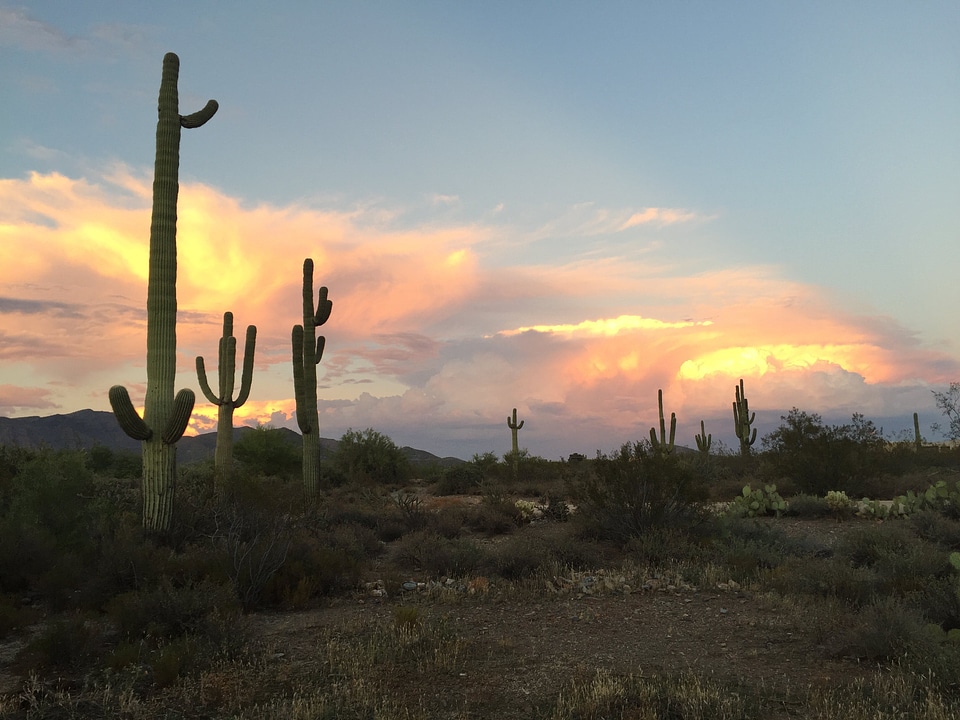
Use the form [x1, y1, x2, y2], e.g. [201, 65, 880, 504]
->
[0, 410, 464, 466]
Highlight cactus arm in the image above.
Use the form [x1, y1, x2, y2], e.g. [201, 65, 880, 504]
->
[162, 388, 196, 444]
[668, 412, 676, 447]
[179, 100, 219, 129]
[695, 420, 712, 455]
[233, 325, 257, 407]
[314, 284, 332, 327]
[195, 356, 220, 405]
[109, 385, 153, 441]
[315, 336, 326, 364]
[292, 324, 311, 434]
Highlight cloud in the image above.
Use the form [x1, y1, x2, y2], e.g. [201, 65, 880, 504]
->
[1, 165, 956, 458]
[0, 384, 58, 414]
[0, 8, 89, 53]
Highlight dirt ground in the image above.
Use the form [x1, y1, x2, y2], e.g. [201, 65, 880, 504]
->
[244, 516, 875, 718]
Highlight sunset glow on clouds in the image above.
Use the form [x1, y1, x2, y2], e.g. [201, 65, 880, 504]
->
[1, 166, 956, 458]
[2, 4, 959, 458]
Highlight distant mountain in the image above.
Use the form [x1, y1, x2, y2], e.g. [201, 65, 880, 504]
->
[0, 410, 463, 467]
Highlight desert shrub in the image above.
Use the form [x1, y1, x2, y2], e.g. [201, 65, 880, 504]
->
[333, 428, 411, 485]
[785, 493, 833, 518]
[85, 443, 141, 478]
[491, 535, 553, 580]
[911, 510, 960, 550]
[428, 505, 467, 539]
[106, 578, 239, 641]
[234, 424, 302, 479]
[265, 537, 363, 605]
[17, 613, 103, 672]
[464, 496, 520, 536]
[832, 596, 935, 662]
[549, 533, 605, 570]
[0, 594, 40, 639]
[762, 410, 886, 495]
[836, 523, 921, 568]
[625, 525, 713, 568]
[392, 530, 489, 577]
[574, 441, 703, 544]
[434, 463, 482, 495]
[766, 556, 881, 606]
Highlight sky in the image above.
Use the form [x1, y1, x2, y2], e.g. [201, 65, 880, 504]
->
[2, 2, 960, 460]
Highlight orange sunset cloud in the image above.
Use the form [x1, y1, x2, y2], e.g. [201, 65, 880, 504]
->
[1, 167, 956, 456]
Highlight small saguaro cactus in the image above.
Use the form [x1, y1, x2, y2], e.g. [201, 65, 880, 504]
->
[507, 408, 525, 455]
[732, 378, 757, 458]
[649, 389, 676, 454]
[196, 312, 257, 487]
[914, 412, 923, 453]
[109, 52, 218, 533]
[695, 420, 712, 457]
[292, 258, 332, 496]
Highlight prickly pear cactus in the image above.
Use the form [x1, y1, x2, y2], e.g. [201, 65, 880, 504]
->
[109, 52, 218, 532]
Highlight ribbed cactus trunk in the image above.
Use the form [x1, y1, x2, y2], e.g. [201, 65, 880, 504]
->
[196, 311, 257, 488]
[109, 53, 217, 533]
[292, 259, 332, 496]
[733, 378, 757, 458]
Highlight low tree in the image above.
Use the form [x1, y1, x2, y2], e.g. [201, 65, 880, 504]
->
[932, 383, 960, 441]
[333, 428, 410, 485]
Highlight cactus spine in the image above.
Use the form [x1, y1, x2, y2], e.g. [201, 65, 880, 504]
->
[695, 419, 712, 457]
[196, 312, 257, 487]
[649, 389, 676, 454]
[109, 52, 217, 533]
[732, 378, 757, 458]
[292, 259, 332, 496]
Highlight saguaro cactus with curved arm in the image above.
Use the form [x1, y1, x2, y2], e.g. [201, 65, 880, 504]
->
[733, 378, 757, 458]
[292, 259, 332, 496]
[649, 389, 676, 455]
[196, 311, 257, 487]
[507, 408, 525, 455]
[109, 52, 218, 532]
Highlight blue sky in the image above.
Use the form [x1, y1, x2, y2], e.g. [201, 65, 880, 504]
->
[2, 2, 959, 459]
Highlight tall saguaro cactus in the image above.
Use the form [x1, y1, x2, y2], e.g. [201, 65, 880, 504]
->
[109, 52, 218, 533]
[732, 378, 757, 458]
[649, 389, 676, 455]
[507, 408, 525, 455]
[292, 258, 332, 496]
[196, 312, 257, 487]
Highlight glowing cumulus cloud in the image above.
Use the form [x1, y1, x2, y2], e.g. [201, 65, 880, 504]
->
[498, 314, 712, 338]
[678, 343, 895, 383]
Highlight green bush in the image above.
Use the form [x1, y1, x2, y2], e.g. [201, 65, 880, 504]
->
[234, 424, 302, 479]
[573, 441, 703, 544]
[434, 463, 482, 495]
[761, 410, 885, 495]
[333, 428, 411, 485]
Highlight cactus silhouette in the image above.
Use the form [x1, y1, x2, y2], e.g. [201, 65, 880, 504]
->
[292, 258, 332, 495]
[507, 408, 525, 455]
[914, 412, 922, 453]
[649, 389, 676, 454]
[109, 52, 217, 532]
[695, 419, 712, 457]
[196, 311, 257, 487]
[732, 378, 757, 457]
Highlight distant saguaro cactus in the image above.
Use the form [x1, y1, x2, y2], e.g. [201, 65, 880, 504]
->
[507, 408, 525, 455]
[695, 420, 712, 457]
[109, 52, 217, 533]
[732, 378, 757, 458]
[196, 312, 257, 487]
[914, 412, 922, 453]
[292, 259, 332, 496]
[649, 389, 676, 455]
